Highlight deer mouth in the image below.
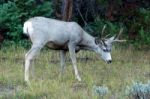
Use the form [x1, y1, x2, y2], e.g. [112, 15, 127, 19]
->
[106, 60, 112, 64]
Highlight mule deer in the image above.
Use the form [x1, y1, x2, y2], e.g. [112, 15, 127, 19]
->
[23, 17, 125, 83]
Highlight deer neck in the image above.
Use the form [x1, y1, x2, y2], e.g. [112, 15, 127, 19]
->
[80, 32, 98, 51]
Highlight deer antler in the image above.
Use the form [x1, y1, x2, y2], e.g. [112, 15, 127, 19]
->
[113, 28, 126, 42]
[101, 24, 106, 37]
[116, 28, 123, 39]
[113, 39, 126, 42]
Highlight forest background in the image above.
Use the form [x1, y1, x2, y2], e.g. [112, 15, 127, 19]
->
[0, 0, 150, 49]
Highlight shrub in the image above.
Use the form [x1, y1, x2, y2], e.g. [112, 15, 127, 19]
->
[125, 81, 150, 99]
[93, 85, 109, 98]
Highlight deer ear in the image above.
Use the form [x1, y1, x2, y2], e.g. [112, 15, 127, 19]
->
[95, 37, 100, 44]
[106, 36, 115, 44]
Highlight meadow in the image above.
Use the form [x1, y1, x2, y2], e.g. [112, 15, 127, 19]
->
[0, 45, 149, 99]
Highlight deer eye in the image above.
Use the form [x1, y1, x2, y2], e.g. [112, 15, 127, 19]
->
[103, 48, 111, 52]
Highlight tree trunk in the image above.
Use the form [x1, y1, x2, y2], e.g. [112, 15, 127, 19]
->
[0, 30, 4, 43]
[105, 0, 115, 21]
[54, 0, 62, 19]
[62, 0, 73, 21]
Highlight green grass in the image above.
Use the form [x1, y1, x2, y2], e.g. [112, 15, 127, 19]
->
[0, 46, 149, 99]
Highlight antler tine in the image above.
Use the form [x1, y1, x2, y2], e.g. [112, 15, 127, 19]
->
[114, 28, 126, 42]
[105, 34, 111, 38]
[101, 24, 106, 37]
[116, 28, 123, 39]
[113, 39, 126, 42]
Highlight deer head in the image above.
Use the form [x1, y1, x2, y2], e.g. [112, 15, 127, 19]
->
[95, 25, 126, 64]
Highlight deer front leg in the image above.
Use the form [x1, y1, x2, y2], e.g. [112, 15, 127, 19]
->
[68, 43, 81, 81]
[60, 50, 66, 75]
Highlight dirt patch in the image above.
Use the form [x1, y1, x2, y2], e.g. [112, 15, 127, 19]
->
[71, 82, 87, 92]
[0, 84, 24, 97]
[0, 85, 15, 96]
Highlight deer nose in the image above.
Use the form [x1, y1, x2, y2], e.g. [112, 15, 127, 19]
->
[107, 60, 112, 64]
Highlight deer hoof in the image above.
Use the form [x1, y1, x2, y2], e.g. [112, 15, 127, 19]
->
[76, 76, 81, 81]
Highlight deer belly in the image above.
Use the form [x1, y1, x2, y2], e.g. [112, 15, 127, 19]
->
[46, 41, 68, 50]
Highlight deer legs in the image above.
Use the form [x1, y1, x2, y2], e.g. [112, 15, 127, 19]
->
[68, 43, 81, 81]
[60, 50, 66, 75]
[25, 45, 42, 83]
[25, 43, 82, 83]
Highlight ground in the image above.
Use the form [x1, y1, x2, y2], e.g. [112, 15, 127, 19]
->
[0, 46, 149, 99]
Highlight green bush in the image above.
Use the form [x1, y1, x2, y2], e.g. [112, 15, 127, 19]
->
[0, 0, 53, 45]
[136, 8, 150, 48]
[87, 17, 125, 39]
[87, 8, 150, 49]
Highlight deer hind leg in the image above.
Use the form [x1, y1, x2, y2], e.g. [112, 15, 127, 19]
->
[24, 44, 43, 83]
[68, 43, 81, 81]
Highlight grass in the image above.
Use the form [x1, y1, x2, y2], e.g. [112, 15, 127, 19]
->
[0, 45, 149, 99]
